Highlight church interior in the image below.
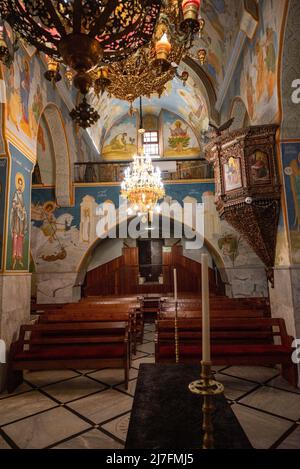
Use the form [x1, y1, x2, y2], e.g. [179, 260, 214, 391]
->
[0, 0, 299, 452]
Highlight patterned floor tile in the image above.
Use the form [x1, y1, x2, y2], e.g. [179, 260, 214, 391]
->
[132, 350, 149, 360]
[0, 390, 57, 426]
[101, 413, 131, 444]
[67, 389, 133, 424]
[0, 435, 11, 449]
[136, 341, 155, 355]
[24, 370, 79, 387]
[116, 379, 137, 397]
[267, 375, 300, 394]
[53, 429, 123, 449]
[2, 407, 90, 449]
[215, 373, 258, 401]
[239, 386, 300, 420]
[43, 376, 107, 403]
[221, 366, 280, 384]
[0, 382, 33, 399]
[231, 404, 293, 449]
[277, 426, 300, 449]
[87, 368, 138, 386]
[132, 356, 155, 369]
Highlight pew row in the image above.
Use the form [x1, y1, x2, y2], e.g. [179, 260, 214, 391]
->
[7, 322, 129, 393]
[155, 318, 298, 387]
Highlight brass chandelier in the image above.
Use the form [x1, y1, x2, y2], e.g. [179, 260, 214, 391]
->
[0, 0, 162, 127]
[90, 0, 206, 103]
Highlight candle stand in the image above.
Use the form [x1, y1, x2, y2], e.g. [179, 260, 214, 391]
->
[189, 361, 224, 449]
[174, 301, 179, 363]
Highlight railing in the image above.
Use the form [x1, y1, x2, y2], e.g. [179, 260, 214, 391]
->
[74, 158, 214, 184]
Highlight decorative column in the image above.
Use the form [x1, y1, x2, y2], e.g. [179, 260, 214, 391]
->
[0, 142, 33, 391]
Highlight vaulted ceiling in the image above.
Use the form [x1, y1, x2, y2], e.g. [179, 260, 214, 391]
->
[87, 0, 246, 153]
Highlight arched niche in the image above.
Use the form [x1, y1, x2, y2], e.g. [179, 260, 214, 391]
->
[229, 97, 251, 130]
[35, 104, 73, 207]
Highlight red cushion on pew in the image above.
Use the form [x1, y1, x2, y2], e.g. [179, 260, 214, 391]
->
[158, 344, 291, 358]
[15, 344, 125, 360]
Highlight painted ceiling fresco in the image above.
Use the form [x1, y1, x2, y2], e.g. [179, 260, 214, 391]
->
[197, 0, 241, 91]
[88, 73, 209, 154]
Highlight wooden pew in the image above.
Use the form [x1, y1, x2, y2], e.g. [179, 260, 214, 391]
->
[155, 318, 298, 387]
[59, 303, 144, 347]
[7, 322, 129, 392]
[160, 298, 270, 318]
[38, 310, 136, 358]
[159, 309, 264, 319]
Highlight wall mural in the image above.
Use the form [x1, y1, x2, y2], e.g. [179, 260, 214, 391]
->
[221, 0, 286, 125]
[162, 111, 200, 158]
[102, 114, 137, 160]
[31, 182, 214, 272]
[282, 142, 300, 264]
[6, 144, 33, 271]
[201, 0, 240, 91]
[3, 27, 98, 163]
[91, 74, 209, 155]
[0, 104, 5, 154]
[36, 116, 56, 185]
[0, 158, 8, 270]
[31, 182, 268, 298]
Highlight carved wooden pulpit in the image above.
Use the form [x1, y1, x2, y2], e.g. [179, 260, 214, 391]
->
[205, 125, 281, 286]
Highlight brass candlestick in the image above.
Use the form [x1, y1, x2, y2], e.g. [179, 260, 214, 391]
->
[189, 361, 224, 449]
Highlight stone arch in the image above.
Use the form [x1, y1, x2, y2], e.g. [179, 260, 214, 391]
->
[183, 56, 219, 124]
[75, 210, 229, 287]
[36, 104, 73, 207]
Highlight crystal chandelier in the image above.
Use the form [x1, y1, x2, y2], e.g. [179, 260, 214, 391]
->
[0, 0, 162, 127]
[121, 152, 165, 215]
[82, 0, 206, 103]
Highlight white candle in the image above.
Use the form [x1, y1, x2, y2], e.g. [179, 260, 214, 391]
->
[173, 268, 177, 302]
[201, 254, 211, 362]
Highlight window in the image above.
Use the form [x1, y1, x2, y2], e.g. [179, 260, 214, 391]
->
[143, 131, 159, 157]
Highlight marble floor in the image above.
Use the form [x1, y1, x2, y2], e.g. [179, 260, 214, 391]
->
[0, 322, 300, 449]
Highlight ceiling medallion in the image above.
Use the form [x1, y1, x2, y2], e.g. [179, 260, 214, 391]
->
[86, 0, 206, 103]
[0, 0, 162, 127]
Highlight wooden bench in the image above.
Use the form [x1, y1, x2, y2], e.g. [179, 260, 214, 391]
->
[38, 310, 137, 357]
[155, 318, 298, 387]
[159, 309, 264, 319]
[7, 322, 129, 393]
[57, 303, 144, 348]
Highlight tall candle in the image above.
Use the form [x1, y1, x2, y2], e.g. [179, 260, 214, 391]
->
[201, 254, 211, 362]
[173, 268, 177, 302]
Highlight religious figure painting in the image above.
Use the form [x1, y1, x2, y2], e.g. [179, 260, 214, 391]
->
[250, 151, 270, 184]
[102, 114, 137, 161]
[10, 172, 28, 270]
[282, 142, 300, 264]
[163, 111, 200, 158]
[0, 159, 7, 270]
[223, 157, 242, 192]
[6, 145, 33, 272]
[81, 209, 91, 243]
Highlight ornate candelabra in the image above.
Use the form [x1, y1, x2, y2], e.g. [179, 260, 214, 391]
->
[189, 362, 224, 449]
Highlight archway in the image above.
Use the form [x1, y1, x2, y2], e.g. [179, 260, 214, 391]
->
[75, 214, 229, 297]
[35, 104, 73, 207]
